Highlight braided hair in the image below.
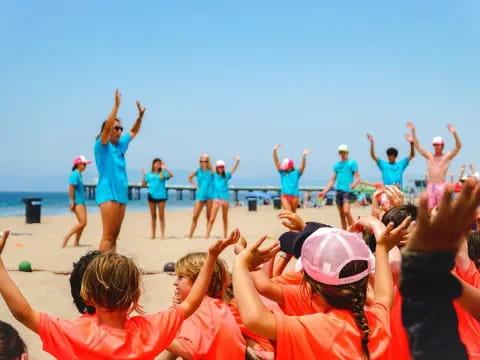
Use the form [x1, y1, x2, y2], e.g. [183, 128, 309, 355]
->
[305, 260, 371, 360]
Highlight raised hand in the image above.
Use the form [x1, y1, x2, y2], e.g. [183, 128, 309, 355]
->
[0, 230, 10, 255]
[136, 100, 146, 118]
[114, 89, 121, 107]
[384, 185, 405, 209]
[237, 236, 281, 271]
[273, 144, 281, 151]
[406, 122, 415, 131]
[142, 168, 146, 175]
[234, 235, 248, 255]
[447, 124, 457, 133]
[277, 210, 306, 232]
[234, 155, 240, 161]
[208, 228, 240, 257]
[405, 134, 413, 143]
[303, 149, 312, 156]
[377, 216, 414, 250]
[367, 133, 374, 144]
[407, 178, 480, 252]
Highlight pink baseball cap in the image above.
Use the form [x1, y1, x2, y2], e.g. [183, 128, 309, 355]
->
[432, 136, 444, 145]
[280, 158, 294, 170]
[72, 155, 92, 165]
[301, 227, 374, 285]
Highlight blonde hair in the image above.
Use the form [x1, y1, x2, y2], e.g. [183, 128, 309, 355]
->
[176, 252, 229, 299]
[80, 252, 143, 314]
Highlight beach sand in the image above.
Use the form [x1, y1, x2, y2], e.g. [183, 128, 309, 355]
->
[0, 204, 370, 359]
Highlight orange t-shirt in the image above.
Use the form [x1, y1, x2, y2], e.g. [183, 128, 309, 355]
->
[272, 270, 303, 285]
[274, 302, 391, 360]
[39, 306, 184, 360]
[229, 295, 281, 353]
[177, 296, 245, 360]
[279, 283, 326, 316]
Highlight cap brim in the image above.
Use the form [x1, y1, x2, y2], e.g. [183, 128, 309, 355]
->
[279, 232, 298, 256]
[284, 222, 332, 258]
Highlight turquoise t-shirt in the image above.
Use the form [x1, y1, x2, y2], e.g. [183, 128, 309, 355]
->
[145, 171, 170, 200]
[69, 170, 86, 205]
[377, 157, 409, 187]
[279, 169, 302, 196]
[334, 160, 358, 192]
[94, 132, 131, 205]
[212, 172, 232, 200]
[196, 168, 213, 201]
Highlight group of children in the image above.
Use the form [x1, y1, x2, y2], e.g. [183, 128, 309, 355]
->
[4, 173, 480, 359]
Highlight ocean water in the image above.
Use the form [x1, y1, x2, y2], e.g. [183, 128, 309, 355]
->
[0, 191, 197, 218]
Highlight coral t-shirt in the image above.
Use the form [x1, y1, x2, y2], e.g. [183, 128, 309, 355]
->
[279, 283, 326, 316]
[272, 271, 303, 286]
[177, 296, 245, 360]
[274, 302, 391, 360]
[39, 306, 184, 360]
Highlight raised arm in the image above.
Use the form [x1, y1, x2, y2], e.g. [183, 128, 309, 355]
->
[100, 89, 121, 145]
[405, 134, 415, 161]
[178, 230, 239, 318]
[272, 144, 281, 170]
[129, 100, 146, 140]
[457, 165, 467, 184]
[250, 268, 285, 304]
[446, 124, 462, 160]
[230, 155, 240, 174]
[299, 149, 311, 174]
[406, 122, 431, 159]
[0, 231, 40, 333]
[141, 169, 147, 186]
[233, 237, 280, 339]
[367, 133, 378, 162]
[163, 165, 174, 179]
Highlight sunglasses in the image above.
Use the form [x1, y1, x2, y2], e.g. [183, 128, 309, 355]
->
[200, 160, 208, 163]
[114, 126, 124, 132]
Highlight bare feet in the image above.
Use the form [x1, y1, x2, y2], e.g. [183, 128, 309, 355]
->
[61, 237, 68, 248]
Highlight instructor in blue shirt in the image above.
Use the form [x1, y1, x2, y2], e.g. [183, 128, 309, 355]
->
[94, 89, 145, 252]
[366, 133, 415, 188]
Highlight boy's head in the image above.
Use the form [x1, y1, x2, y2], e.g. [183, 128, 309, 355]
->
[80, 252, 143, 314]
[338, 144, 349, 161]
[174, 252, 229, 303]
[386, 147, 398, 163]
[468, 231, 480, 270]
[70, 251, 101, 315]
[432, 136, 445, 154]
[0, 320, 27, 360]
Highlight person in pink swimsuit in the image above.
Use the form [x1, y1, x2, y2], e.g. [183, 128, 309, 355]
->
[407, 122, 462, 210]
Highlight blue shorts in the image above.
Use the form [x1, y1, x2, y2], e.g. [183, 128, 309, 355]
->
[336, 190, 356, 206]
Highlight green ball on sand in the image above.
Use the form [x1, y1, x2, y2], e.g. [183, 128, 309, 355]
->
[18, 261, 32, 272]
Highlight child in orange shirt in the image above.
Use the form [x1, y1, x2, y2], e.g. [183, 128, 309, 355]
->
[0, 229, 239, 360]
[233, 220, 411, 360]
[161, 252, 246, 360]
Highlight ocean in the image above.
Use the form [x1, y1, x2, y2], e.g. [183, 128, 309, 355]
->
[0, 191, 197, 218]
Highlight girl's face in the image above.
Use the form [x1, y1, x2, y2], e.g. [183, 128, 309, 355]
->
[199, 157, 209, 169]
[78, 163, 86, 172]
[153, 161, 162, 172]
[217, 166, 225, 174]
[110, 120, 123, 144]
[174, 275, 193, 303]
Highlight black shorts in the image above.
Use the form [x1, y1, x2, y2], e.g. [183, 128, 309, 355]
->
[335, 190, 355, 206]
[148, 194, 167, 203]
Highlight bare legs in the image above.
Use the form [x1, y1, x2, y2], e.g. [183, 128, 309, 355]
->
[206, 201, 229, 238]
[99, 201, 126, 252]
[62, 204, 87, 248]
[148, 201, 167, 239]
[188, 200, 213, 238]
[337, 201, 354, 230]
[148, 201, 157, 239]
[281, 196, 299, 213]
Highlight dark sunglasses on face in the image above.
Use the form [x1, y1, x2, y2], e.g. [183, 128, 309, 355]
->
[114, 126, 124, 132]
[200, 160, 208, 163]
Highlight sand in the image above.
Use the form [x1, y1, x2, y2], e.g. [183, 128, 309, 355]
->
[0, 204, 370, 359]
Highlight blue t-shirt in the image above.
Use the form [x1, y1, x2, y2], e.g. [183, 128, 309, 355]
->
[279, 169, 302, 196]
[69, 170, 86, 205]
[377, 157, 409, 187]
[195, 168, 213, 201]
[334, 160, 358, 192]
[94, 132, 131, 205]
[145, 171, 170, 200]
[212, 172, 232, 200]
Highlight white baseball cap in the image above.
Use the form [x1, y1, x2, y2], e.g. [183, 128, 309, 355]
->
[338, 144, 349, 153]
[432, 136, 444, 145]
[215, 160, 226, 167]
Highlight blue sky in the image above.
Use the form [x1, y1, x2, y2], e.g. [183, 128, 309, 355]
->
[1, 1, 479, 190]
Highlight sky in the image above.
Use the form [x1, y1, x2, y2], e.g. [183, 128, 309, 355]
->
[1, 0, 479, 190]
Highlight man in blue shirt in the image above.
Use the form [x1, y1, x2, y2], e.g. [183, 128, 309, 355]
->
[319, 145, 360, 229]
[367, 133, 415, 188]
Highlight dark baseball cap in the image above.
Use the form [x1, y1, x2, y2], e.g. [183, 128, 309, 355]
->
[279, 222, 331, 259]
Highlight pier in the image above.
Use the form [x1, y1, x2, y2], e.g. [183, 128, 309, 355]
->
[84, 184, 324, 201]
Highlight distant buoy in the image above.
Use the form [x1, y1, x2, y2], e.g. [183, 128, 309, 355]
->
[163, 262, 175, 273]
[18, 261, 32, 272]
